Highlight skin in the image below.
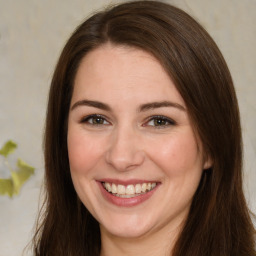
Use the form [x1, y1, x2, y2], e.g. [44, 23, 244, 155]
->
[67, 44, 211, 256]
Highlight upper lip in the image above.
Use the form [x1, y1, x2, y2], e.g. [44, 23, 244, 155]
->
[97, 179, 160, 186]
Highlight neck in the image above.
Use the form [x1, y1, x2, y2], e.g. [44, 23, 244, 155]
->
[100, 222, 183, 256]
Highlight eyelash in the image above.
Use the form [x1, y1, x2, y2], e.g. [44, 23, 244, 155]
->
[144, 115, 176, 128]
[80, 114, 176, 128]
[80, 114, 110, 126]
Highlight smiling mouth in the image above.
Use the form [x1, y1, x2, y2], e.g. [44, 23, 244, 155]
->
[102, 182, 157, 198]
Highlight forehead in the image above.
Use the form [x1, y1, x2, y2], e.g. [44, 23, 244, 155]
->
[72, 44, 185, 108]
[75, 44, 165, 86]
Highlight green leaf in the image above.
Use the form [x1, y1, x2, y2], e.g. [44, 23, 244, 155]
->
[11, 158, 35, 195]
[0, 179, 13, 197]
[0, 159, 35, 197]
[0, 140, 17, 157]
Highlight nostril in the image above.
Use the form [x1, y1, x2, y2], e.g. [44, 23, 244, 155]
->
[105, 147, 145, 171]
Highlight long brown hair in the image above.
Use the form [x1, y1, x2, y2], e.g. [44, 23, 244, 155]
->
[33, 1, 256, 255]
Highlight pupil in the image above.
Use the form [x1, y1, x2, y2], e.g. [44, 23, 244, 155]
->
[155, 119, 165, 126]
[93, 117, 103, 124]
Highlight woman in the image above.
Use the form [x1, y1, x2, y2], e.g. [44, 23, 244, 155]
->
[33, 1, 256, 255]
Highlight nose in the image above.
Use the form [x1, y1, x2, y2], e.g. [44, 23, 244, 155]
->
[105, 126, 145, 171]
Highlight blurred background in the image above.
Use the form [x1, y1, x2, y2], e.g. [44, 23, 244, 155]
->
[0, 0, 255, 255]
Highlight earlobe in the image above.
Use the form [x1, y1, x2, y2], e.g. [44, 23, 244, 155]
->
[203, 155, 213, 170]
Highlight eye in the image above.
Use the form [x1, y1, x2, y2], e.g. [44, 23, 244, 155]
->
[80, 114, 110, 125]
[145, 115, 175, 128]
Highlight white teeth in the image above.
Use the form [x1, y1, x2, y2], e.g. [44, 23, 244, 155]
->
[117, 184, 126, 195]
[141, 183, 147, 192]
[135, 184, 142, 193]
[103, 182, 157, 197]
[126, 185, 135, 195]
[112, 183, 117, 193]
[105, 182, 112, 192]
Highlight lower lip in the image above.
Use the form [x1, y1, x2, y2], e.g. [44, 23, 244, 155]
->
[98, 182, 159, 207]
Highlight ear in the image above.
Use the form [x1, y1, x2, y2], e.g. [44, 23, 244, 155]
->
[203, 155, 213, 170]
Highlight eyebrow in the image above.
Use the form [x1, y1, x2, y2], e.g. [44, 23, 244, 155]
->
[139, 101, 186, 112]
[71, 100, 111, 111]
[70, 99, 186, 112]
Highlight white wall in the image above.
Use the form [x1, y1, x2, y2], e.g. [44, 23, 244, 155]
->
[0, 0, 255, 255]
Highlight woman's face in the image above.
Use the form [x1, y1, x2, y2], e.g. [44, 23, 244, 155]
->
[67, 44, 210, 239]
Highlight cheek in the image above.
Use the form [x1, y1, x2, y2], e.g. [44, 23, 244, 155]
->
[148, 130, 202, 176]
[67, 129, 103, 174]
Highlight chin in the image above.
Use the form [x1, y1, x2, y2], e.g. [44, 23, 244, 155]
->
[98, 213, 156, 239]
[101, 224, 151, 239]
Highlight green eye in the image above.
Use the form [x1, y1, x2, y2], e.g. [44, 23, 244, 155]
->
[147, 116, 175, 127]
[91, 116, 105, 124]
[81, 115, 109, 125]
[153, 118, 168, 126]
